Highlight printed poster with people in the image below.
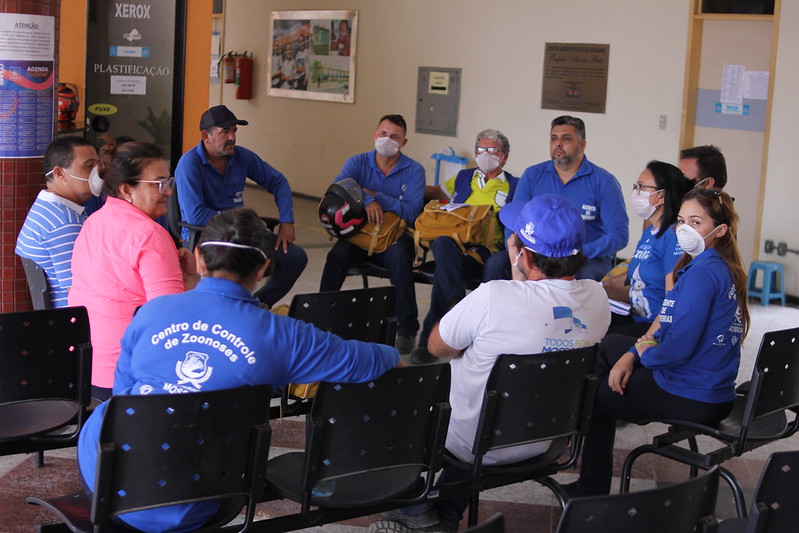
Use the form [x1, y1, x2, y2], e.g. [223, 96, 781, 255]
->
[268, 10, 357, 103]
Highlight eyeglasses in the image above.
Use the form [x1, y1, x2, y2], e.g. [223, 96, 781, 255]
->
[632, 182, 659, 192]
[137, 177, 174, 194]
[475, 146, 502, 154]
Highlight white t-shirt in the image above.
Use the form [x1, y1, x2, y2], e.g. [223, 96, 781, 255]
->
[438, 278, 610, 465]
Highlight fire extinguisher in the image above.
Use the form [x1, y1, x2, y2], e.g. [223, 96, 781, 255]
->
[220, 52, 236, 83]
[235, 53, 253, 100]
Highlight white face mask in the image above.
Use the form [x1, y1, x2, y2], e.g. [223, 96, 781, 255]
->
[629, 189, 659, 220]
[676, 223, 721, 257]
[63, 167, 104, 197]
[476, 152, 501, 173]
[374, 136, 400, 158]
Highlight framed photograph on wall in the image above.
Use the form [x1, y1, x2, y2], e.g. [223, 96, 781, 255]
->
[268, 10, 357, 103]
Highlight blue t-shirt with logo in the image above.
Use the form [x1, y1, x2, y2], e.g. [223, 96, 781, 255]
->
[626, 224, 683, 323]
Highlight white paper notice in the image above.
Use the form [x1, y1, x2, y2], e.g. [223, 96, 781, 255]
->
[721, 64, 745, 104]
[0, 13, 54, 60]
[743, 71, 769, 100]
[110, 75, 146, 95]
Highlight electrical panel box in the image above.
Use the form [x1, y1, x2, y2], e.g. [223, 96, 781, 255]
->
[415, 67, 461, 137]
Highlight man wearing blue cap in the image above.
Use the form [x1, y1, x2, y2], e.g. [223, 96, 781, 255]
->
[369, 194, 610, 533]
[175, 105, 307, 308]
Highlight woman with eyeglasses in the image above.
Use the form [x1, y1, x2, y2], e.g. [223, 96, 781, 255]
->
[69, 142, 199, 401]
[603, 160, 693, 337]
[567, 187, 750, 497]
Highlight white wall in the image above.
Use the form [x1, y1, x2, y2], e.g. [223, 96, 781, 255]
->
[762, 1, 799, 295]
[220, 0, 799, 295]
[218, 0, 689, 260]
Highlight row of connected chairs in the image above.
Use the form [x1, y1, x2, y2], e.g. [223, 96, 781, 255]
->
[28, 349, 799, 533]
[8, 297, 799, 531]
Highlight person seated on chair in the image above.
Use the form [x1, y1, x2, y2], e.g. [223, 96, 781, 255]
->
[678, 144, 727, 190]
[319, 114, 425, 355]
[174, 105, 308, 308]
[369, 195, 610, 533]
[482, 115, 628, 283]
[68, 142, 199, 401]
[603, 161, 692, 338]
[566, 188, 750, 498]
[16, 136, 102, 308]
[77, 207, 400, 533]
[410, 129, 518, 365]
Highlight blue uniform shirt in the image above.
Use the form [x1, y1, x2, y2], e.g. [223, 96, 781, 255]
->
[175, 142, 295, 241]
[640, 248, 742, 404]
[334, 150, 425, 226]
[627, 224, 683, 323]
[78, 277, 399, 532]
[515, 157, 628, 260]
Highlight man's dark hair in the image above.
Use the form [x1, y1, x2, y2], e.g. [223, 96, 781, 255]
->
[511, 234, 587, 278]
[377, 114, 407, 135]
[43, 136, 94, 181]
[551, 115, 586, 140]
[679, 145, 727, 188]
[529, 250, 587, 279]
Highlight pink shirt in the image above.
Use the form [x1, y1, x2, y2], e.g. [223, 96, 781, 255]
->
[68, 197, 185, 388]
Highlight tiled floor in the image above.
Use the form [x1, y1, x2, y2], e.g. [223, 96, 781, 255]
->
[3, 190, 798, 532]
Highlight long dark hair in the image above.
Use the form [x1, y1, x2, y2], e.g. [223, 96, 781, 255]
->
[646, 160, 692, 238]
[673, 189, 749, 340]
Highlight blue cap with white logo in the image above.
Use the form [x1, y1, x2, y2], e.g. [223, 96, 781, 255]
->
[498, 194, 585, 257]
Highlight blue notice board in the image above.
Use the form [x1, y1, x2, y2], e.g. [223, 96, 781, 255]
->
[695, 88, 766, 133]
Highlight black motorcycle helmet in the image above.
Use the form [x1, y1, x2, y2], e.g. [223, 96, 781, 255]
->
[318, 178, 367, 238]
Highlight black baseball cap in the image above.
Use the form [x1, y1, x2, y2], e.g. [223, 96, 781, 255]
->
[199, 105, 249, 130]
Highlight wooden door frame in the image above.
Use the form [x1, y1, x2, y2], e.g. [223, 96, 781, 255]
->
[679, 0, 781, 262]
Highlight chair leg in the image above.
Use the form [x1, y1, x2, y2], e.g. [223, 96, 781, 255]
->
[620, 444, 657, 493]
[467, 490, 479, 527]
[538, 476, 568, 509]
[36, 450, 45, 468]
[718, 466, 747, 519]
[688, 437, 699, 478]
[38, 522, 73, 533]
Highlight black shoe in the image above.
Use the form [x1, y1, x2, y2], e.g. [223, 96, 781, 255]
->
[410, 346, 437, 364]
[395, 334, 416, 355]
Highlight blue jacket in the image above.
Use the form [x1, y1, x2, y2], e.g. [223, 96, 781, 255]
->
[175, 142, 295, 241]
[515, 157, 628, 260]
[335, 150, 425, 226]
[635, 248, 742, 403]
[77, 277, 399, 532]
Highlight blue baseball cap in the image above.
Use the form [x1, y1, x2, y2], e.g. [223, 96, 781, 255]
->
[498, 194, 585, 257]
